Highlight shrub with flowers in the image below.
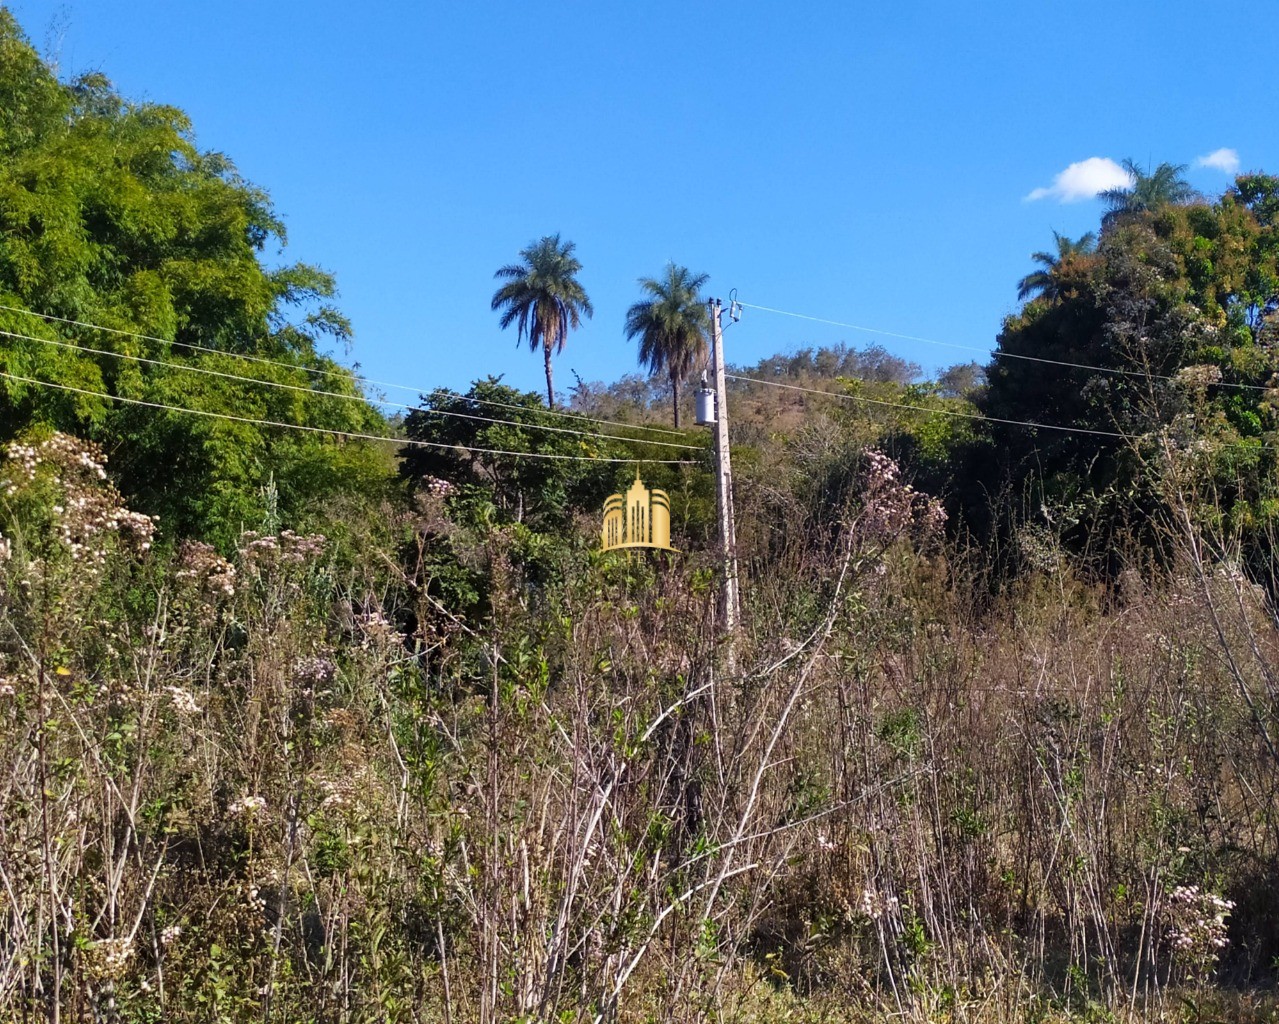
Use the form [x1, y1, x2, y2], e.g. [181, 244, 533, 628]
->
[852, 448, 948, 551]
[236, 529, 327, 572]
[174, 540, 237, 598]
[1164, 884, 1234, 986]
[0, 432, 156, 578]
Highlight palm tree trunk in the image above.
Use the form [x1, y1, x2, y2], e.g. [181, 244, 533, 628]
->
[544, 342, 555, 409]
[671, 373, 681, 429]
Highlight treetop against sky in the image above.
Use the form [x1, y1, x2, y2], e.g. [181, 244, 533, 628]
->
[5, 0, 1270, 398]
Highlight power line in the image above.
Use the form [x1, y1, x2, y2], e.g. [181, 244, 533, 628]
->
[725, 373, 1122, 439]
[727, 372, 1275, 453]
[738, 300, 1275, 394]
[0, 371, 699, 465]
[6, 302, 1261, 452]
[0, 328, 704, 452]
[0, 303, 689, 438]
[407, 402, 701, 449]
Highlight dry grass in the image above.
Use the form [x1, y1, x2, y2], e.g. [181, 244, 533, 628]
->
[2, 436, 1278, 1022]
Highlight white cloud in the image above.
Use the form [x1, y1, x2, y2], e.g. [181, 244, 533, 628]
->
[1026, 157, 1133, 203]
[1196, 148, 1240, 174]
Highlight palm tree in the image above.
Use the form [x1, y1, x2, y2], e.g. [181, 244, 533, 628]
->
[1099, 159, 1198, 221]
[491, 234, 593, 409]
[624, 264, 711, 428]
[1016, 230, 1097, 302]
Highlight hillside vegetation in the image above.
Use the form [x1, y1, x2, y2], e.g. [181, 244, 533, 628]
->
[3, 11, 1279, 1023]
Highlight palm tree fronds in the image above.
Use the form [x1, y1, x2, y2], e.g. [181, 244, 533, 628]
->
[624, 263, 710, 427]
[490, 234, 592, 407]
[1016, 231, 1099, 303]
[1102, 160, 1199, 216]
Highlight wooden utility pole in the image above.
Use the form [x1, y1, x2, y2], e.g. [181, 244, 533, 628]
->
[708, 298, 740, 632]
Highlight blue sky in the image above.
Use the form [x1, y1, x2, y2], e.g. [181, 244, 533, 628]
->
[7, 0, 1272, 403]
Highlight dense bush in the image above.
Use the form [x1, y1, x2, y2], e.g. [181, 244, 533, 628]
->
[5, 11, 1279, 1023]
[5, 433, 1279, 1023]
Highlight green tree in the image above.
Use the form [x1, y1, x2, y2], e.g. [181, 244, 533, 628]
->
[972, 179, 1279, 575]
[491, 235, 593, 409]
[1099, 159, 1198, 221]
[0, 15, 390, 546]
[401, 378, 602, 525]
[1016, 231, 1097, 302]
[624, 263, 710, 428]
[397, 378, 701, 610]
[1233, 173, 1279, 229]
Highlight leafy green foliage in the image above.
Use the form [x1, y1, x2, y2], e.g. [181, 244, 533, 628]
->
[0, 15, 392, 546]
[398, 378, 711, 618]
[973, 178, 1279, 573]
[624, 263, 711, 428]
[1016, 230, 1098, 302]
[491, 234, 593, 408]
[401, 379, 628, 529]
[1099, 159, 1199, 220]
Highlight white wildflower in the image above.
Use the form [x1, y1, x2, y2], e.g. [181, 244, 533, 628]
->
[164, 686, 201, 716]
[228, 795, 267, 817]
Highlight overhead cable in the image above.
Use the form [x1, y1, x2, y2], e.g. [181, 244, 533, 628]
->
[726, 372, 1124, 439]
[738, 301, 1275, 393]
[727, 372, 1277, 453]
[0, 371, 699, 465]
[0, 328, 703, 452]
[0, 303, 688, 437]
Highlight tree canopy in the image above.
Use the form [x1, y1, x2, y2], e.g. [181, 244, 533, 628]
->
[0, 12, 390, 546]
[1099, 159, 1199, 222]
[491, 234, 593, 410]
[624, 263, 710, 428]
[1016, 230, 1097, 302]
[974, 171, 1279, 572]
